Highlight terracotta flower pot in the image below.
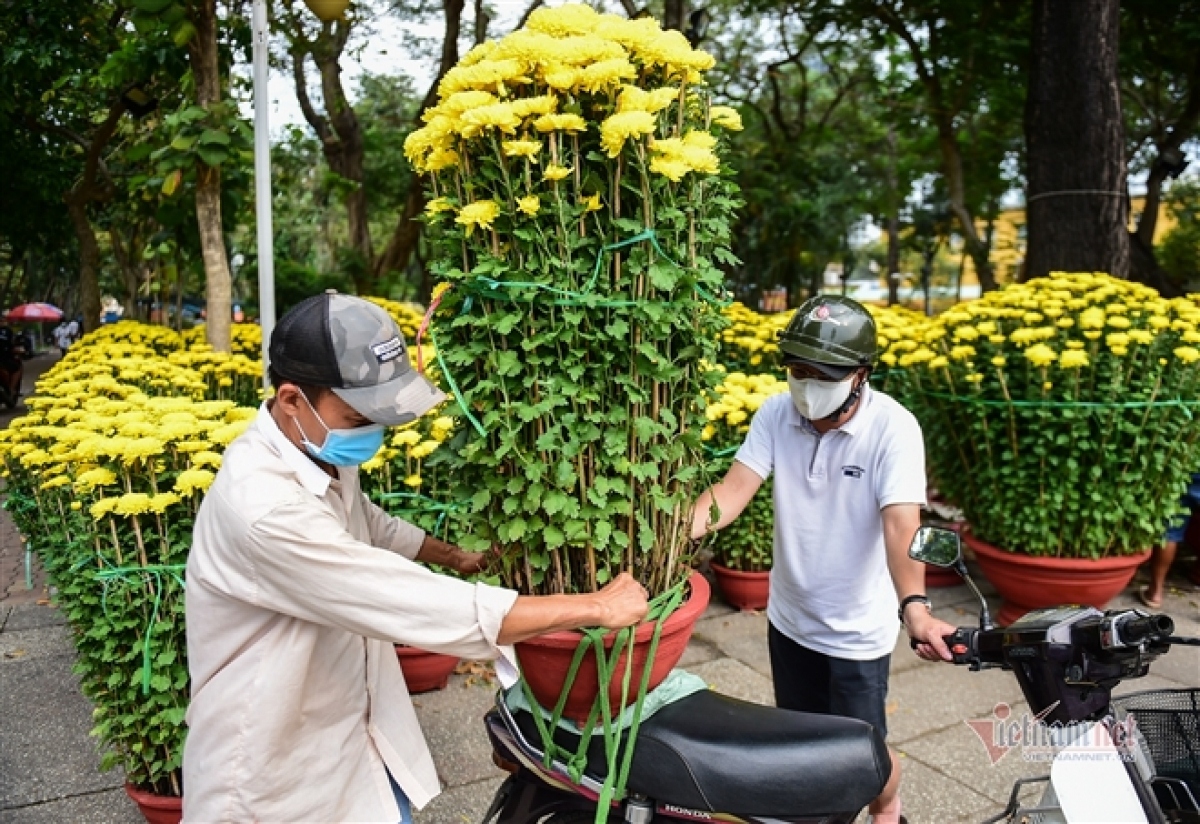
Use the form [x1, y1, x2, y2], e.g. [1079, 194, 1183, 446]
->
[395, 645, 459, 694]
[515, 571, 710, 722]
[964, 528, 1151, 626]
[925, 566, 963, 588]
[710, 562, 769, 611]
[124, 782, 182, 824]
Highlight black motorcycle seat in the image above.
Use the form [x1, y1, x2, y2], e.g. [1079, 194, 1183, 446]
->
[504, 688, 891, 817]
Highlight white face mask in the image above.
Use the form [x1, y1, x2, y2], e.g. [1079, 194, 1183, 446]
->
[787, 374, 854, 420]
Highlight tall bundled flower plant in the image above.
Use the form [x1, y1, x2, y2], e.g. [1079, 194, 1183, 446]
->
[883, 272, 1200, 558]
[406, 4, 742, 597]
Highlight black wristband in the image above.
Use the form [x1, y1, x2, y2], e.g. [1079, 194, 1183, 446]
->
[898, 594, 931, 623]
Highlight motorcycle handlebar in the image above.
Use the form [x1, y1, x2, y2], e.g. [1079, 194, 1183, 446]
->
[1112, 612, 1174, 646]
[935, 612, 1178, 667]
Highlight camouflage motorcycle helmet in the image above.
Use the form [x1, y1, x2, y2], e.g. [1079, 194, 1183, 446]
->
[777, 295, 877, 380]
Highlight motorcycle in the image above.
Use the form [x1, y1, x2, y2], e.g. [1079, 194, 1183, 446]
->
[483, 665, 891, 824]
[907, 525, 1200, 823]
[481, 526, 1199, 824]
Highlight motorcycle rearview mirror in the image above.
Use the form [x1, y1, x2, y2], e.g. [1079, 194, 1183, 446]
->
[908, 526, 995, 631]
[908, 525, 962, 568]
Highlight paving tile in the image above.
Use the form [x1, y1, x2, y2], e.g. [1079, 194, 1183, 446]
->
[0, 653, 123, 810]
[1, 605, 67, 633]
[413, 673, 507, 788]
[888, 751, 1000, 824]
[686, 658, 774, 705]
[0, 625, 73, 664]
[898, 706, 1052, 806]
[887, 658, 1026, 746]
[417, 776, 505, 824]
[677, 636, 720, 668]
[0, 788, 142, 824]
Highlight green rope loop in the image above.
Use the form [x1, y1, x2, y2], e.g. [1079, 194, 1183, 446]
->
[517, 579, 689, 823]
[376, 492, 465, 539]
[94, 563, 187, 695]
[435, 229, 731, 436]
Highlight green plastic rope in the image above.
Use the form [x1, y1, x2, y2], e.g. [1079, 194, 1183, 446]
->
[463, 229, 730, 310]
[517, 580, 688, 824]
[376, 491, 465, 539]
[435, 229, 731, 436]
[703, 444, 740, 458]
[429, 325, 487, 439]
[94, 564, 186, 696]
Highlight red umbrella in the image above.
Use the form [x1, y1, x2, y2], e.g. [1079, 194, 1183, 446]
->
[7, 303, 64, 322]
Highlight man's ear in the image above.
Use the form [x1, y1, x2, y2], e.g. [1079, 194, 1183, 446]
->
[273, 382, 305, 418]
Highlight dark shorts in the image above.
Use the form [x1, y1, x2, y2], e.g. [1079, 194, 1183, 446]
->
[768, 622, 891, 739]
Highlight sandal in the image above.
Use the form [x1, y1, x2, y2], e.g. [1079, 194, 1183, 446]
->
[1137, 585, 1163, 610]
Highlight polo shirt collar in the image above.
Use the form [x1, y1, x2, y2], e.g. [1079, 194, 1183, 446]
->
[256, 403, 332, 497]
[787, 383, 876, 436]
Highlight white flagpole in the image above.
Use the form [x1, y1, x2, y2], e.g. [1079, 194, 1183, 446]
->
[252, 0, 276, 389]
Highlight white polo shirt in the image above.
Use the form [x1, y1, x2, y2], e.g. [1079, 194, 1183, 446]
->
[734, 385, 926, 660]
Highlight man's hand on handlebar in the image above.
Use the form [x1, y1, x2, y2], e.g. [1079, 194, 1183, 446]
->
[905, 611, 958, 662]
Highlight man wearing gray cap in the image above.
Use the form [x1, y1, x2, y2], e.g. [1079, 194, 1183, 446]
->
[183, 293, 648, 824]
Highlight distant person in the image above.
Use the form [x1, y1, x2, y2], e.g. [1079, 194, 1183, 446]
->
[0, 325, 23, 401]
[52, 322, 73, 355]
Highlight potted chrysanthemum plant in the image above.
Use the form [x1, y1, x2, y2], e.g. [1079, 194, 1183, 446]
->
[884, 272, 1200, 623]
[0, 323, 255, 824]
[404, 3, 742, 720]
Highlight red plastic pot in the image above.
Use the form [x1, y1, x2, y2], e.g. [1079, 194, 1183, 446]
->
[395, 646, 459, 694]
[925, 566, 963, 588]
[515, 571, 710, 722]
[964, 528, 1151, 626]
[124, 783, 182, 824]
[710, 562, 770, 611]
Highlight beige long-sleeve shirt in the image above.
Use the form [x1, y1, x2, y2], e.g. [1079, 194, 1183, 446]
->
[183, 404, 518, 823]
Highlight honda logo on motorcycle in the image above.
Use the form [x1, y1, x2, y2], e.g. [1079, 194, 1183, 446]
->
[660, 804, 713, 820]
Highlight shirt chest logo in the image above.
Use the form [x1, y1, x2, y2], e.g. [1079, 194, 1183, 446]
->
[842, 464, 864, 479]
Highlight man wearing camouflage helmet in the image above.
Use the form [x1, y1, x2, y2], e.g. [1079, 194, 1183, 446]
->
[691, 295, 957, 824]
[183, 293, 648, 824]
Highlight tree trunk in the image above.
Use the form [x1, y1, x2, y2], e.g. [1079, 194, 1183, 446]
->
[196, 168, 232, 350]
[886, 212, 900, 305]
[1025, 0, 1129, 279]
[188, 0, 232, 352]
[373, 0, 464, 288]
[664, 0, 685, 31]
[938, 126, 997, 292]
[293, 19, 374, 292]
[66, 201, 102, 333]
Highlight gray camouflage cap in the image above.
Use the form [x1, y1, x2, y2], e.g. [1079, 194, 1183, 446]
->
[269, 292, 446, 426]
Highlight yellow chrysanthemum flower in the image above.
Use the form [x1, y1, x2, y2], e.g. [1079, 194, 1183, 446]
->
[502, 139, 542, 159]
[599, 111, 657, 158]
[175, 469, 216, 497]
[455, 200, 500, 235]
[517, 195, 541, 216]
[710, 106, 743, 130]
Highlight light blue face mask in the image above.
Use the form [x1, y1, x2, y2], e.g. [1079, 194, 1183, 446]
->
[293, 394, 385, 467]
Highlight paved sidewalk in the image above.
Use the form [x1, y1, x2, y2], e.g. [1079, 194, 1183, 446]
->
[2, 555, 1197, 824]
